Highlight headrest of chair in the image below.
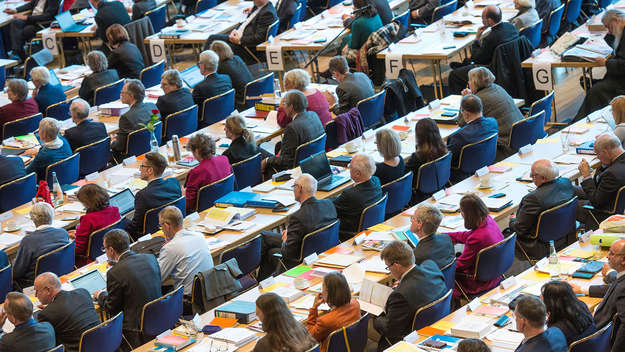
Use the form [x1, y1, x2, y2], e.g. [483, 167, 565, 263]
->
[32, 49, 54, 66]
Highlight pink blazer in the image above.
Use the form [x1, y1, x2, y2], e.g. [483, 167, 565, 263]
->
[185, 156, 232, 211]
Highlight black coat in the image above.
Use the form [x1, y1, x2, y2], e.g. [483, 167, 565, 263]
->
[590, 273, 625, 352]
[108, 41, 145, 79]
[413, 234, 455, 269]
[78, 69, 120, 105]
[217, 56, 253, 104]
[0, 155, 25, 186]
[192, 73, 233, 117]
[470, 21, 518, 65]
[581, 152, 625, 220]
[94, 1, 131, 41]
[64, 119, 108, 151]
[132, 0, 156, 20]
[0, 318, 55, 352]
[156, 88, 194, 119]
[276, 0, 298, 33]
[265, 111, 324, 172]
[409, 0, 439, 24]
[13, 227, 69, 289]
[126, 178, 182, 238]
[223, 136, 258, 164]
[17, 0, 60, 24]
[239, 2, 278, 48]
[333, 176, 383, 237]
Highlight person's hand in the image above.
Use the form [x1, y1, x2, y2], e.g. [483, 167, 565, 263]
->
[0, 308, 6, 327]
[93, 290, 103, 300]
[592, 56, 607, 66]
[509, 213, 516, 220]
[322, 91, 336, 105]
[32, 87, 38, 98]
[569, 282, 583, 294]
[23, 148, 38, 156]
[341, 13, 353, 20]
[243, 7, 252, 14]
[410, 9, 419, 19]
[3, 8, 16, 14]
[461, 88, 472, 96]
[602, 263, 611, 276]
[125, 6, 132, 12]
[281, 229, 288, 242]
[229, 30, 241, 45]
[91, 24, 97, 31]
[578, 158, 591, 178]
[476, 26, 487, 39]
[312, 293, 324, 309]
[68, 230, 76, 240]
[261, 158, 267, 172]
[12, 13, 26, 20]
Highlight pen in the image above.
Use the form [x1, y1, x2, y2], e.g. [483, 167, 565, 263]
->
[443, 45, 456, 49]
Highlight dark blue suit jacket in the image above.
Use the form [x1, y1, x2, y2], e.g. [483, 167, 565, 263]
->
[156, 88, 194, 119]
[0, 318, 56, 352]
[0, 155, 25, 186]
[34, 84, 67, 115]
[192, 73, 232, 116]
[13, 226, 69, 289]
[64, 119, 108, 151]
[126, 178, 182, 239]
[446, 116, 498, 167]
[514, 327, 567, 352]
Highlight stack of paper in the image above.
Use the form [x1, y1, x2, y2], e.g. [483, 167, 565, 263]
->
[0, 233, 22, 249]
[290, 294, 330, 311]
[209, 328, 257, 347]
[358, 279, 393, 316]
[450, 315, 494, 338]
[314, 253, 362, 268]
[486, 328, 524, 350]
[360, 256, 390, 274]
[270, 286, 305, 304]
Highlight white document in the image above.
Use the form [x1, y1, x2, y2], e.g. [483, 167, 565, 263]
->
[366, 232, 396, 241]
[358, 279, 393, 316]
[290, 294, 330, 311]
[42, 32, 58, 56]
[150, 39, 167, 63]
[261, 194, 296, 207]
[360, 256, 390, 274]
[0, 233, 22, 249]
[343, 262, 365, 283]
[57, 203, 86, 213]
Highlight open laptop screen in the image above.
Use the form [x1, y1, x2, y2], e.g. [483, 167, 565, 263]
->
[55, 11, 75, 31]
[180, 65, 203, 88]
[110, 188, 135, 216]
[300, 151, 332, 181]
[70, 270, 106, 295]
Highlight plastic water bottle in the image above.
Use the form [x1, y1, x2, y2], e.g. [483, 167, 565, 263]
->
[274, 79, 281, 98]
[51, 172, 63, 206]
[549, 240, 560, 280]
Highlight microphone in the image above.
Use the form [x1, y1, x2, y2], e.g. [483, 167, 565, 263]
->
[352, 4, 371, 14]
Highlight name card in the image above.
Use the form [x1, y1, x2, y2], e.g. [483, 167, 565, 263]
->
[428, 99, 441, 110]
[137, 234, 152, 242]
[42, 32, 58, 56]
[85, 172, 99, 181]
[259, 276, 276, 289]
[123, 156, 137, 166]
[385, 52, 403, 80]
[532, 61, 552, 91]
[500, 276, 518, 290]
[432, 189, 446, 201]
[266, 45, 284, 71]
[467, 297, 481, 311]
[149, 39, 166, 64]
[185, 212, 200, 221]
[303, 252, 318, 265]
[0, 211, 13, 222]
[519, 144, 533, 155]
[475, 166, 489, 177]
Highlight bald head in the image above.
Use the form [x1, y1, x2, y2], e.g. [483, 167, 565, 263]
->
[609, 239, 625, 272]
[34, 272, 61, 305]
[35, 272, 61, 290]
[483, 5, 502, 26]
[595, 133, 624, 165]
[531, 159, 559, 187]
[349, 153, 376, 183]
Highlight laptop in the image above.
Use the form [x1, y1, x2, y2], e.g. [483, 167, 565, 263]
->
[180, 65, 203, 89]
[601, 108, 617, 130]
[55, 11, 89, 33]
[48, 69, 74, 92]
[109, 188, 135, 216]
[300, 151, 349, 191]
[69, 270, 107, 295]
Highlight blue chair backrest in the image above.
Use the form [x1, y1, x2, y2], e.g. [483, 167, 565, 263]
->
[197, 173, 235, 212]
[535, 196, 578, 242]
[416, 152, 451, 195]
[126, 122, 162, 157]
[563, 0, 582, 24]
[392, 11, 410, 30]
[509, 111, 546, 151]
[79, 312, 123, 352]
[0, 265, 12, 303]
[547, 4, 565, 39]
[232, 153, 262, 190]
[295, 134, 327, 168]
[144, 197, 186, 235]
[328, 0, 342, 7]
[146, 5, 167, 33]
[243, 73, 274, 109]
[306, 346, 320, 352]
[140, 60, 165, 88]
[441, 259, 456, 291]
[599, 0, 613, 8]
[195, 0, 217, 14]
[327, 313, 370, 352]
[382, 172, 413, 215]
[49, 345, 64, 352]
[301, 220, 340, 261]
[457, 133, 497, 174]
[94, 79, 124, 106]
[529, 91, 554, 127]
[614, 186, 625, 214]
[570, 321, 613, 352]
[0, 66, 5, 91]
[24, 57, 38, 81]
[324, 120, 338, 151]
[2, 113, 42, 140]
[358, 193, 388, 231]
[163, 105, 198, 143]
[289, 3, 303, 29]
[141, 286, 184, 336]
[219, 236, 262, 276]
[46, 153, 80, 186]
[45, 99, 71, 120]
[475, 234, 516, 282]
[432, 0, 457, 22]
[76, 137, 110, 177]
[0, 172, 37, 213]
[267, 19, 280, 39]
[519, 19, 542, 48]
[412, 290, 452, 331]
[87, 219, 126, 261]
[357, 90, 385, 129]
[202, 89, 235, 125]
[35, 241, 75, 277]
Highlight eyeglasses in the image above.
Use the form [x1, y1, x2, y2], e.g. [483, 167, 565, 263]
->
[139, 164, 151, 169]
[385, 262, 395, 271]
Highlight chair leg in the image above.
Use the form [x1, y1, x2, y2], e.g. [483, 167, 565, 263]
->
[455, 279, 469, 302]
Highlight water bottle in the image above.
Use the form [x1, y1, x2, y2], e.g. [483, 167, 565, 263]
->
[172, 135, 182, 161]
[51, 172, 63, 206]
[548, 240, 558, 264]
[273, 78, 281, 98]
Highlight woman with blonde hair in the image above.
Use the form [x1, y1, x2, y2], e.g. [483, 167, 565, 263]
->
[277, 68, 332, 128]
[611, 95, 625, 145]
[210, 40, 253, 106]
[374, 128, 405, 185]
[223, 113, 258, 164]
[510, 0, 539, 31]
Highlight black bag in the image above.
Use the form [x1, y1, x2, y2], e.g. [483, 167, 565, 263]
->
[383, 68, 425, 122]
[130, 236, 166, 257]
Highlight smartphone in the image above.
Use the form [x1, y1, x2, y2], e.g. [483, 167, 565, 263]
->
[272, 207, 289, 212]
[494, 315, 510, 327]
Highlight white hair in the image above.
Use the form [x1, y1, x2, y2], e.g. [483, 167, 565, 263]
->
[199, 50, 219, 72]
[296, 173, 317, 195]
[30, 202, 54, 227]
[350, 153, 376, 178]
[30, 67, 50, 86]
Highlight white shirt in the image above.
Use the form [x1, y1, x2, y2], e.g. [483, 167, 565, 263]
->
[33, 0, 47, 17]
[235, 3, 268, 38]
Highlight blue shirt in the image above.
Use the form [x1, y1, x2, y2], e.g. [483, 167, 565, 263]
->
[25, 136, 72, 182]
[34, 84, 67, 115]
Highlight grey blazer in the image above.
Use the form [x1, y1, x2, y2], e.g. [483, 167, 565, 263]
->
[112, 101, 159, 153]
[333, 72, 375, 115]
[510, 7, 540, 31]
[194, 258, 242, 313]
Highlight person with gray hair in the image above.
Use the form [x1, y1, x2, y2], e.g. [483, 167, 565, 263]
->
[258, 173, 338, 280]
[510, 159, 575, 244]
[327, 55, 375, 114]
[64, 98, 108, 151]
[278, 69, 332, 128]
[333, 153, 383, 240]
[262, 90, 325, 177]
[510, 0, 539, 30]
[31, 66, 67, 115]
[193, 50, 233, 117]
[79, 50, 120, 105]
[374, 129, 405, 185]
[25, 118, 72, 181]
[0, 292, 56, 351]
[410, 204, 455, 269]
[13, 202, 70, 290]
[0, 78, 39, 129]
[156, 69, 194, 119]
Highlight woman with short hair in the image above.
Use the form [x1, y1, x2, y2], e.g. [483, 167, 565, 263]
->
[210, 40, 253, 106]
[374, 129, 405, 185]
[223, 113, 258, 164]
[277, 69, 332, 128]
[106, 24, 145, 79]
[0, 78, 39, 128]
[31, 66, 67, 114]
[79, 50, 120, 105]
[541, 281, 596, 344]
[510, 0, 540, 31]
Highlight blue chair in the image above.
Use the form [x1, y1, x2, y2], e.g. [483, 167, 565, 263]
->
[195, 0, 217, 14]
[141, 286, 184, 336]
[75, 137, 110, 177]
[163, 105, 198, 143]
[357, 90, 385, 129]
[0, 66, 5, 91]
[0, 173, 37, 213]
[569, 321, 613, 352]
[382, 171, 413, 216]
[86, 219, 126, 261]
[585, 186, 625, 229]
[143, 196, 186, 235]
[201, 89, 235, 125]
[527, 91, 554, 126]
[219, 235, 262, 289]
[48, 345, 64, 352]
[432, 0, 457, 22]
[196, 173, 235, 212]
[2, 112, 42, 139]
[415, 152, 451, 195]
[519, 19, 542, 48]
[562, 0, 582, 31]
[327, 313, 369, 352]
[232, 153, 262, 190]
[299, 0, 308, 21]
[145, 5, 167, 33]
[242, 73, 274, 109]
[411, 290, 452, 331]
[392, 10, 410, 31]
[139, 60, 165, 89]
[328, 0, 342, 7]
[78, 312, 123, 352]
[543, 4, 565, 46]
[23, 57, 39, 81]
[267, 19, 280, 38]
[126, 122, 162, 158]
[46, 153, 80, 186]
[441, 259, 456, 291]
[300, 220, 340, 261]
[509, 111, 547, 151]
[35, 241, 76, 277]
[357, 193, 388, 232]
[0, 265, 12, 303]
[94, 79, 124, 106]
[456, 133, 498, 175]
[288, 3, 303, 29]
[324, 120, 338, 151]
[295, 135, 327, 168]
[45, 99, 71, 120]
[306, 346, 320, 352]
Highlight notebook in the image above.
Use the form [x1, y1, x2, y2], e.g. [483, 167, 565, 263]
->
[69, 270, 106, 295]
[109, 188, 135, 216]
[55, 11, 89, 33]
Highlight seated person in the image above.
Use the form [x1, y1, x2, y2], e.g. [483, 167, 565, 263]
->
[306, 272, 361, 352]
[258, 174, 337, 280]
[89, 0, 131, 43]
[340, 0, 382, 60]
[34, 273, 101, 351]
[30, 67, 66, 115]
[409, 0, 440, 25]
[611, 96, 625, 145]
[410, 204, 454, 268]
[446, 95, 498, 182]
[342, 0, 392, 26]
[64, 98, 108, 151]
[541, 281, 596, 345]
[513, 296, 567, 352]
[278, 69, 332, 128]
[261, 90, 324, 176]
[111, 79, 159, 162]
[13, 202, 70, 290]
[126, 152, 182, 240]
[276, 0, 298, 33]
[457, 339, 491, 352]
[209, 40, 253, 108]
[0, 79, 40, 129]
[130, 0, 156, 20]
[5, 0, 60, 61]
[25, 118, 72, 182]
[510, 0, 540, 31]
[192, 50, 233, 118]
[406, 118, 448, 202]
[536, 0, 561, 33]
[0, 292, 56, 350]
[327, 56, 375, 115]
[79, 50, 120, 105]
[333, 153, 383, 241]
[70, 184, 121, 267]
[373, 129, 405, 185]
[106, 24, 145, 80]
[223, 113, 258, 164]
[445, 194, 504, 298]
[156, 70, 194, 119]
[184, 133, 233, 213]
[373, 241, 447, 350]
[0, 155, 25, 186]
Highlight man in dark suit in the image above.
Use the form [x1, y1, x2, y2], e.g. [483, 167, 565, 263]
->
[156, 70, 194, 119]
[262, 90, 325, 176]
[513, 296, 567, 352]
[89, 0, 131, 42]
[111, 79, 160, 162]
[447, 6, 518, 94]
[0, 155, 25, 186]
[131, 0, 156, 20]
[64, 98, 108, 151]
[203, 0, 278, 64]
[192, 50, 232, 119]
[327, 56, 375, 115]
[4, 0, 60, 61]
[373, 241, 447, 351]
[94, 229, 162, 349]
[13, 202, 70, 291]
[276, 0, 298, 33]
[409, 0, 440, 24]
[333, 153, 383, 241]
[576, 133, 625, 228]
[35, 272, 100, 352]
[31, 67, 67, 115]
[126, 152, 182, 240]
[0, 292, 56, 351]
[258, 174, 338, 280]
[79, 51, 120, 105]
[410, 204, 454, 268]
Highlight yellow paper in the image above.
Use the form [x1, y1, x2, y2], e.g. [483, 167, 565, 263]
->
[205, 207, 234, 223]
[536, 137, 559, 144]
[15, 206, 32, 215]
[520, 270, 550, 281]
[566, 249, 594, 259]
[262, 282, 289, 292]
[368, 224, 394, 232]
[327, 150, 347, 158]
[431, 320, 456, 331]
[495, 161, 519, 168]
[130, 179, 148, 189]
[385, 341, 421, 352]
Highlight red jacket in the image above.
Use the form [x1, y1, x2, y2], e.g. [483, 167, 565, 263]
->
[185, 156, 232, 212]
[0, 98, 39, 128]
[277, 90, 332, 128]
[75, 206, 121, 266]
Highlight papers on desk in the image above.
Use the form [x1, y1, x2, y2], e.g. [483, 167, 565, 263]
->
[208, 328, 258, 347]
[535, 258, 584, 276]
[436, 193, 463, 213]
[57, 203, 85, 213]
[480, 196, 513, 212]
[290, 294, 330, 311]
[281, 29, 316, 40]
[554, 154, 590, 165]
[439, 215, 464, 230]
[314, 253, 363, 268]
[0, 233, 22, 249]
[485, 328, 524, 350]
[358, 279, 393, 316]
[360, 256, 390, 274]
[261, 194, 296, 207]
[98, 102, 129, 116]
[3, 134, 38, 149]
[450, 315, 495, 338]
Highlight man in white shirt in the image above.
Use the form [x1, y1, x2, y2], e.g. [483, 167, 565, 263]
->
[4, 0, 61, 61]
